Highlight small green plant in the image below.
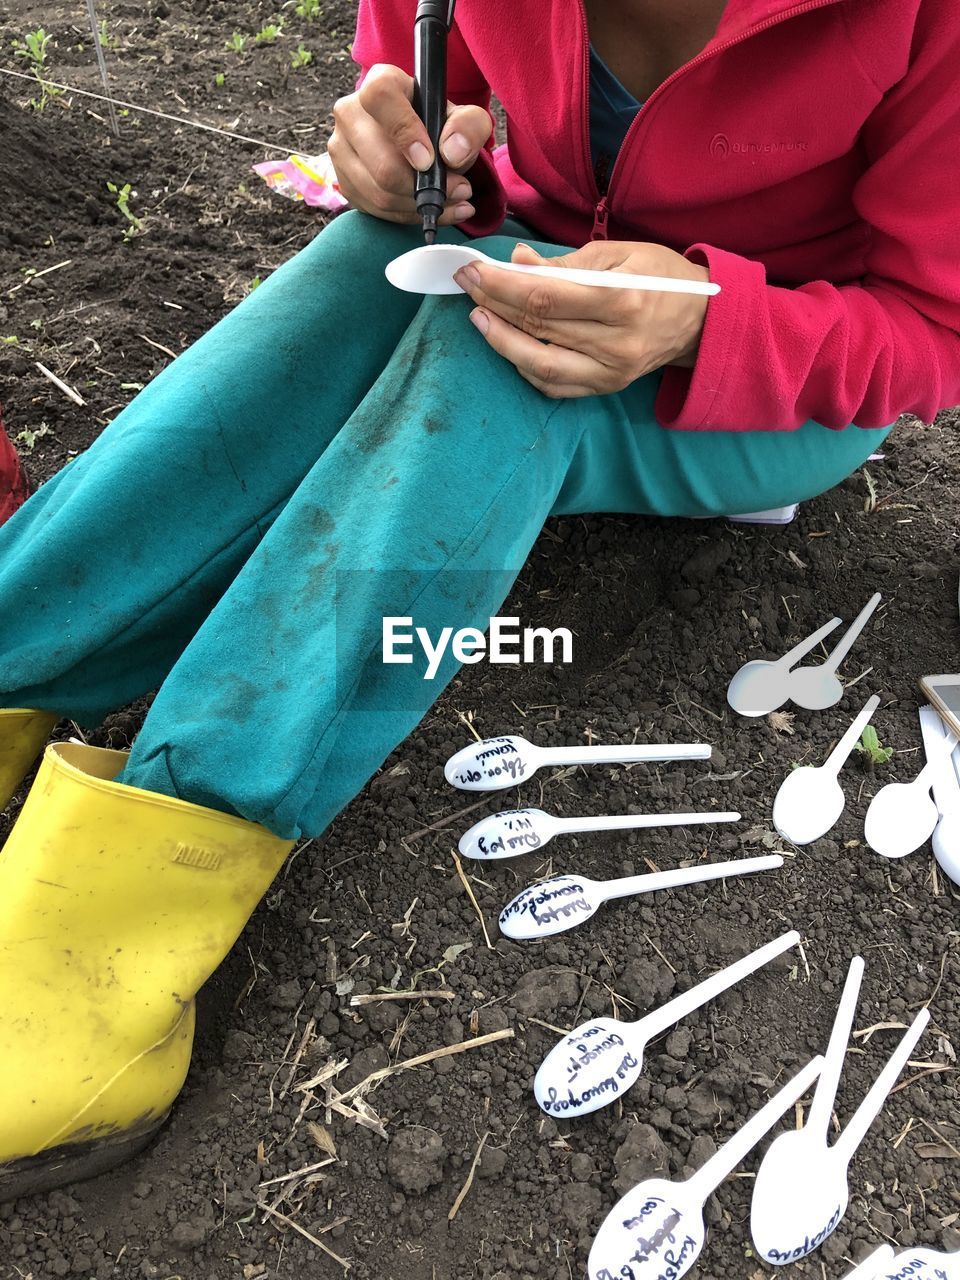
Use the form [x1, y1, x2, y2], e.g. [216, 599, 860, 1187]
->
[97, 18, 117, 49]
[0, 335, 19, 345]
[248, 275, 262, 292]
[295, 0, 322, 18]
[290, 42, 312, 68]
[15, 423, 51, 452]
[214, 71, 226, 87]
[106, 181, 144, 241]
[225, 31, 246, 53]
[856, 725, 894, 769]
[255, 21, 283, 43]
[12, 27, 62, 110]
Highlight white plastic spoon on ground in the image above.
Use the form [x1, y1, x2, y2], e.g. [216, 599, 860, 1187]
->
[885, 1247, 960, 1279]
[753, 1006, 929, 1265]
[786, 593, 882, 712]
[751, 956, 865, 1264]
[458, 805, 740, 859]
[865, 730, 958, 859]
[773, 697, 880, 845]
[386, 243, 722, 297]
[534, 930, 800, 1117]
[842, 1244, 896, 1279]
[918, 704, 960, 884]
[445, 734, 710, 792]
[499, 855, 783, 940]
[587, 1057, 824, 1280]
[727, 616, 843, 717]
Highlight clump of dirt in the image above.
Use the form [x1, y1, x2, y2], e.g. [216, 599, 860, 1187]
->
[1, 3, 959, 1278]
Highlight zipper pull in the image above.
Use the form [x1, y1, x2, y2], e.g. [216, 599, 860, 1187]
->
[591, 197, 609, 241]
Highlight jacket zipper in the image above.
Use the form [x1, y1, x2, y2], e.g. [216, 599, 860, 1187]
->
[579, 0, 844, 240]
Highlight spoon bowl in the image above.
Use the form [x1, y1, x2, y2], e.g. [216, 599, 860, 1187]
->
[841, 1245, 896, 1279]
[865, 780, 939, 859]
[773, 766, 845, 845]
[751, 1132, 849, 1265]
[887, 1247, 960, 1279]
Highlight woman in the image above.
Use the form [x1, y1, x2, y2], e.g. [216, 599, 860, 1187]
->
[1, 0, 958, 1198]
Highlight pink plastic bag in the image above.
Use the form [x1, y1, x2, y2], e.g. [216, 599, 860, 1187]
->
[252, 151, 348, 212]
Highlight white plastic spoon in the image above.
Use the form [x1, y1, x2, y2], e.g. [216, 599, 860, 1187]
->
[385, 242, 722, 297]
[534, 930, 800, 1117]
[753, 1007, 929, 1265]
[918, 704, 960, 885]
[751, 956, 865, 1264]
[445, 734, 710, 792]
[773, 697, 880, 845]
[786, 593, 882, 712]
[458, 805, 740, 859]
[499, 856, 783, 940]
[587, 1057, 824, 1280]
[885, 1247, 960, 1279]
[727, 617, 843, 717]
[865, 732, 957, 859]
[842, 1245, 896, 1279]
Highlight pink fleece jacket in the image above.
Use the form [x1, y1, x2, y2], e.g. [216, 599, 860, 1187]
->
[353, 0, 960, 433]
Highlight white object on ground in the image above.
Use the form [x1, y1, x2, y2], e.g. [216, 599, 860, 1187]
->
[751, 957, 864, 1264]
[785, 593, 882, 711]
[534, 930, 800, 1117]
[499, 856, 782, 940]
[726, 504, 800, 525]
[773, 696, 880, 845]
[885, 1247, 960, 1279]
[445, 734, 710, 792]
[918, 704, 960, 885]
[458, 805, 739, 859]
[587, 1057, 824, 1280]
[727, 617, 843, 717]
[865, 728, 957, 859]
[386, 242, 722, 297]
[752, 1003, 929, 1267]
[841, 1244, 896, 1279]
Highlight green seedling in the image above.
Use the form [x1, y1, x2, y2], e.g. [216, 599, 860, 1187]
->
[1, 335, 19, 345]
[214, 71, 226, 87]
[290, 42, 312, 68]
[855, 725, 894, 769]
[107, 181, 144, 241]
[12, 27, 62, 110]
[255, 21, 283, 43]
[248, 276, 262, 293]
[97, 19, 117, 49]
[15, 423, 52, 453]
[295, 0, 322, 18]
[226, 31, 246, 53]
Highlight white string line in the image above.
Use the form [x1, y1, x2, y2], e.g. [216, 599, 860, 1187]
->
[0, 65, 301, 152]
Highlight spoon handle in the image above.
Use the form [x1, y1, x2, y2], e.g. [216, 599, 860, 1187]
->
[601, 855, 782, 901]
[806, 955, 865, 1137]
[776, 616, 843, 668]
[539, 743, 711, 766]
[686, 1056, 824, 1201]
[821, 592, 882, 674]
[823, 696, 881, 777]
[555, 809, 740, 836]
[833, 1007, 930, 1164]
[501, 260, 721, 296]
[841, 1244, 896, 1279]
[639, 929, 800, 1041]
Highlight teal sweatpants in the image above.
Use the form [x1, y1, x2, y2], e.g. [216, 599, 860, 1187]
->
[0, 210, 890, 839]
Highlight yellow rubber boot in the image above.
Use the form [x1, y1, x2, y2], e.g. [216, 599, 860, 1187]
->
[0, 741, 293, 1200]
[0, 709, 58, 810]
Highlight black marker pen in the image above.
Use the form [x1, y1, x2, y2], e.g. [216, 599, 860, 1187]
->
[412, 0, 457, 244]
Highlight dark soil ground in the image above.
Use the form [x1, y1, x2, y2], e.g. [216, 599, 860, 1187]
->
[1, 3, 959, 1279]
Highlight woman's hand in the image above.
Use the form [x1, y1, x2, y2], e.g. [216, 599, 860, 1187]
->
[329, 64, 492, 226]
[454, 240, 712, 398]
